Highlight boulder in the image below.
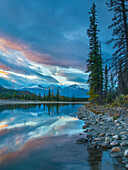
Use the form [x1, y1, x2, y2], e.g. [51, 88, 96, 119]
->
[110, 140, 119, 147]
[101, 142, 111, 149]
[111, 147, 121, 152]
[120, 142, 128, 147]
[124, 149, 128, 157]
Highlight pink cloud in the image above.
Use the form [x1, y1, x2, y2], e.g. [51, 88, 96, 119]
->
[0, 36, 54, 65]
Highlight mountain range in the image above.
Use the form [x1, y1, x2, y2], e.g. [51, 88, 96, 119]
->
[19, 84, 89, 98]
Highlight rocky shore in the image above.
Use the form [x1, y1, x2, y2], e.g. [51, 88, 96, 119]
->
[76, 105, 128, 169]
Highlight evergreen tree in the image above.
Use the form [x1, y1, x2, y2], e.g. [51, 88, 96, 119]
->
[87, 3, 103, 102]
[56, 89, 59, 101]
[106, 0, 128, 94]
[38, 93, 42, 101]
[104, 65, 108, 98]
[99, 41, 104, 101]
[13, 92, 17, 99]
[110, 72, 114, 92]
[43, 93, 46, 101]
[48, 88, 51, 101]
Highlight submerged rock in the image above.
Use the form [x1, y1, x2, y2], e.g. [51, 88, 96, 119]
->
[76, 138, 88, 144]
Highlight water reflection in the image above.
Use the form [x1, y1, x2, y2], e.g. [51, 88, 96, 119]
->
[0, 104, 124, 170]
[0, 103, 80, 116]
[87, 147, 102, 170]
[0, 104, 84, 162]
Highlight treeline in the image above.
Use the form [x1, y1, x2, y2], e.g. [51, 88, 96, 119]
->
[0, 86, 88, 102]
[86, 1, 128, 104]
[0, 85, 39, 100]
[35, 89, 88, 102]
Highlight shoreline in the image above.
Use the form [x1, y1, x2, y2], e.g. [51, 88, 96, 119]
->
[0, 99, 88, 105]
[76, 105, 128, 169]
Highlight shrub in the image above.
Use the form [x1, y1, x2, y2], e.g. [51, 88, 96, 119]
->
[87, 88, 99, 103]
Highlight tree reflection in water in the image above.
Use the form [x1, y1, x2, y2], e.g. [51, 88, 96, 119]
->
[87, 147, 102, 170]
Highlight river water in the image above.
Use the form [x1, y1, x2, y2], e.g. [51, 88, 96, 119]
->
[0, 103, 124, 170]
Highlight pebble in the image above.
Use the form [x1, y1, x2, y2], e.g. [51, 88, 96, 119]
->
[77, 105, 128, 168]
[87, 133, 93, 139]
[84, 129, 88, 133]
[110, 140, 119, 147]
[105, 137, 111, 142]
[121, 135, 128, 140]
[94, 138, 102, 141]
[99, 133, 105, 137]
[120, 131, 127, 135]
[120, 142, 128, 147]
[82, 125, 87, 129]
[124, 149, 128, 157]
[101, 142, 111, 149]
[105, 133, 111, 137]
[126, 164, 128, 169]
[115, 120, 119, 124]
[112, 135, 121, 140]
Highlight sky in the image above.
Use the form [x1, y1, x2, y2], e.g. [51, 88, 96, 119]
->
[0, 0, 113, 89]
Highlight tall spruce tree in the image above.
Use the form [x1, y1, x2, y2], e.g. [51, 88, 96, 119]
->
[99, 41, 104, 98]
[87, 3, 103, 103]
[48, 88, 51, 101]
[106, 0, 128, 94]
[110, 72, 114, 92]
[104, 65, 108, 98]
[56, 89, 59, 101]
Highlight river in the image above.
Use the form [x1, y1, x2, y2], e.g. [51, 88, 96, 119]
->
[0, 103, 123, 170]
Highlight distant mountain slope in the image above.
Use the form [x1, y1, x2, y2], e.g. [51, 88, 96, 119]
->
[0, 85, 38, 99]
[19, 84, 89, 98]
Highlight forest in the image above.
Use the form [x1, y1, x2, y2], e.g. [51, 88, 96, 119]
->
[86, 0, 128, 105]
[0, 85, 87, 102]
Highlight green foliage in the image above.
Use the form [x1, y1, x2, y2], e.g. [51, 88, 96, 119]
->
[107, 92, 112, 103]
[104, 65, 108, 97]
[103, 104, 108, 107]
[110, 94, 128, 107]
[86, 3, 103, 103]
[56, 89, 59, 101]
[113, 115, 117, 121]
[0, 85, 88, 102]
[0, 85, 39, 101]
[106, 0, 128, 95]
[87, 88, 99, 102]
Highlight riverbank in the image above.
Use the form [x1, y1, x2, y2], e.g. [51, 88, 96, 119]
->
[0, 103, 119, 170]
[0, 99, 88, 105]
[77, 105, 128, 169]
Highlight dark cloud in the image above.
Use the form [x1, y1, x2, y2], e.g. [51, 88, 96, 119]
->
[0, 0, 113, 70]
